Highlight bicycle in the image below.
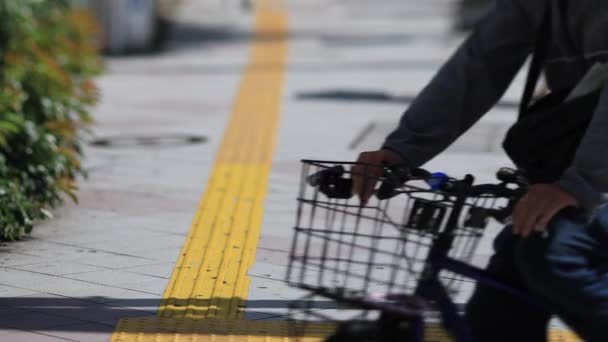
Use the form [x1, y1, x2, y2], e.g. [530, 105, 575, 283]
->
[285, 160, 544, 342]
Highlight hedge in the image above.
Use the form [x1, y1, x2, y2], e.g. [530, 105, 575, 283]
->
[0, 1, 101, 241]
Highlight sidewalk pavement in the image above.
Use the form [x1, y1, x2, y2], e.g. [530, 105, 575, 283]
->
[0, 0, 566, 341]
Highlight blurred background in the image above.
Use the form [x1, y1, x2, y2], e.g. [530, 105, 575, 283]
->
[74, 0, 253, 53]
[79, 0, 492, 54]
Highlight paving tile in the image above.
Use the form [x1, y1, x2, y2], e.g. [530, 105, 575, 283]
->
[0, 253, 45, 267]
[0, 329, 72, 342]
[247, 261, 292, 280]
[67, 253, 158, 269]
[124, 247, 183, 263]
[0, 306, 29, 318]
[114, 279, 168, 296]
[0, 268, 161, 303]
[243, 276, 314, 319]
[0, 284, 44, 297]
[0, 310, 82, 331]
[36, 322, 114, 342]
[255, 246, 291, 267]
[79, 234, 186, 256]
[6, 238, 172, 268]
[29, 212, 127, 245]
[243, 310, 286, 321]
[63, 270, 164, 287]
[55, 290, 160, 305]
[0, 294, 151, 325]
[105, 298, 161, 314]
[30, 249, 106, 265]
[120, 262, 175, 279]
[11, 262, 108, 276]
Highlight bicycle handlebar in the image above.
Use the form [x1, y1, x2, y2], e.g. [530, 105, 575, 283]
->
[378, 165, 526, 200]
[305, 161, 528, 201]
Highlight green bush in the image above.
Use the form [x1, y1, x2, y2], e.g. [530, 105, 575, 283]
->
[0, 0, 101, 240]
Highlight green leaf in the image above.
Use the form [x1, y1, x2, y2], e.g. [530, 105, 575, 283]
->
[0, 0, 100, 241]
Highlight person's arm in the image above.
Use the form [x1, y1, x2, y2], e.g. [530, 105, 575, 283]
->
[558, 85, 608, 213]
[382, 0, 541, 167]
[354, 0, 543, 203]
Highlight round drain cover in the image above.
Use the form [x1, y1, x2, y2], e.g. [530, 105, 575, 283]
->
[89, 134, 207, 148]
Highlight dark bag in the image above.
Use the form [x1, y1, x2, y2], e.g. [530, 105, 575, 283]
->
[502, 4, 601, 183]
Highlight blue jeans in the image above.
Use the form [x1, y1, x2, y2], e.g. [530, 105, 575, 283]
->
[465, 206, 608, 342]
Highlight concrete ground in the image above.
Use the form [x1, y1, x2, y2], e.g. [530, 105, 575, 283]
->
[0, 0, 569, 341]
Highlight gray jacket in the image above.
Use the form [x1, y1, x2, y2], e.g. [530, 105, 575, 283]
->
[383, 0, 608, 211]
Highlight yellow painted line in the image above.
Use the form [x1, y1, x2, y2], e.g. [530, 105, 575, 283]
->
[111, 319, 580, 342]
[111, 1, 288, 339]
[157, 0, 288, 320]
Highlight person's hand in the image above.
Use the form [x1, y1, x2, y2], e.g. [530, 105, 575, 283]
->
[352, 149, 403, 205]
[512, 184, 578, 237]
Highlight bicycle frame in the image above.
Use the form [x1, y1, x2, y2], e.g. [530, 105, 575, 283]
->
[405, 178, 546, 342]
[405, 254, 548, 342]
[289, 161, 540, 342]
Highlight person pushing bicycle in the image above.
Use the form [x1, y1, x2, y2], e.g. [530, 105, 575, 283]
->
[353, 0, 608, 341]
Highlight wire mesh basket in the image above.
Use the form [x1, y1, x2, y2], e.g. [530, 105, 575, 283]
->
[286, 160, 513, 319]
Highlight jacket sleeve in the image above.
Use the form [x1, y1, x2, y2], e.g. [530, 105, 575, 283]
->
[558, 85, 608, 212]
[558, 0, 608, 212]
[382, 0, 540, 167]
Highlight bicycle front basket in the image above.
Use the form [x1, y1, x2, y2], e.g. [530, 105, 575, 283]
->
[286, 160, 509, 312]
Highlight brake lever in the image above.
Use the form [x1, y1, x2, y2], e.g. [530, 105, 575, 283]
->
[376, 167, 444, 200]
[376, 165, 411, 200]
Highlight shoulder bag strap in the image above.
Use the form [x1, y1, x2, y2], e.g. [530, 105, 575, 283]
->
[519, 2, 552, 117]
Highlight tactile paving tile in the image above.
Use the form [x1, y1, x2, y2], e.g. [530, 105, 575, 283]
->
[111, 318, 581, 342]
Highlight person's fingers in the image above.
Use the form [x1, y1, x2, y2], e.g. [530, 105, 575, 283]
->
[361, 164, 381, 205]
[353, 149, 405, 205]
[513, 184, 580, 238]
[520, 208, 543, 237]
[514, 193, 544, 237]
[534, 211, 554, 234]
[353, 152, 375, 204]
[512, 202, 522, 235]
[519, 191, 550, 237]
[512, 195, 530, 235]
[352, 162, 364, 200]
[534, 203, 567, 234]
[360, 164, 373, 205]
[353, 152, 387, 205]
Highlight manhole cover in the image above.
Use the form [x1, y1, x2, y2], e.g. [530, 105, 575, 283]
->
[89, 134, 208, 148]
[297, 89, 518, 109]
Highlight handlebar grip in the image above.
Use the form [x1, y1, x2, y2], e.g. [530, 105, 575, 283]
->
[410, 168, 432, 179]
[376, 165, 410, 200]
[376, 182, 396, 200]
[469, 184, 517, 197]
[377, 167, 433, 200]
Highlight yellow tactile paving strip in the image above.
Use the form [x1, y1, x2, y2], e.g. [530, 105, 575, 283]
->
[110, 1, 582, 340]
[112, 319, 580, 342]
[110, 0, 288, 340]
[157, 0, 287, 320]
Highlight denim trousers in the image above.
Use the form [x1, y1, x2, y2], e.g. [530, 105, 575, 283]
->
[465, 205, 608, 342]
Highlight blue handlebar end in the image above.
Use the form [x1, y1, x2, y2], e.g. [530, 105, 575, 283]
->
[427, 172, 449, 190]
